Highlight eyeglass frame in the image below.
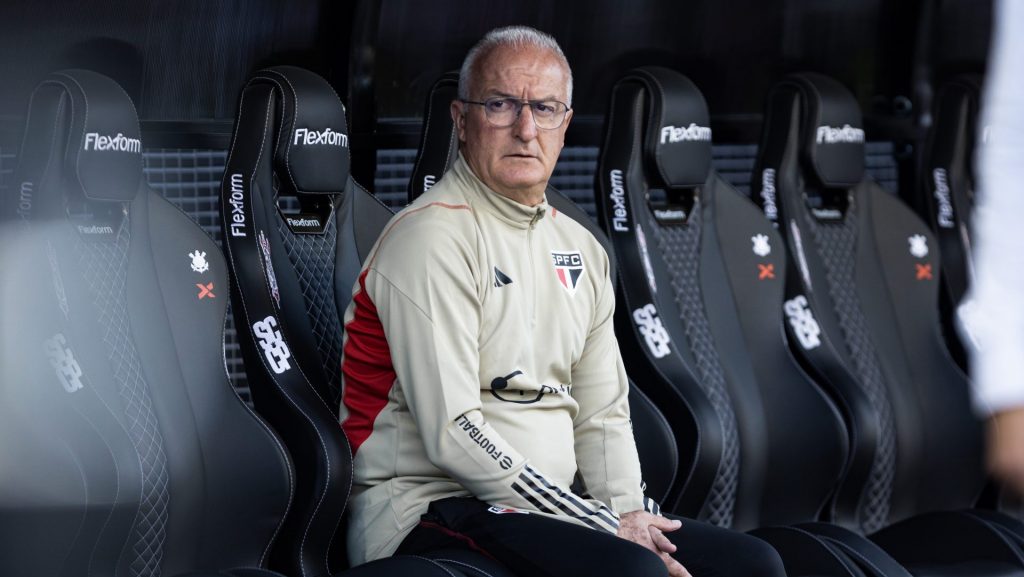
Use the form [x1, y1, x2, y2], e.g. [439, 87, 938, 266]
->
[459, 97, 572, 130]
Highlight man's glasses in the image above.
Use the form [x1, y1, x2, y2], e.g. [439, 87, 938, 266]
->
[461, 97, 571, 130]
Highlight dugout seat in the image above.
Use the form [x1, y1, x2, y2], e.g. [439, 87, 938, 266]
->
[920, 76, 983, 368]
[594, 64, 851, 532]
[0, 69, 293, 577]
[0, 67, 483, 577]
[220, 65, 509, 577]
[750, 71, 1023, 576]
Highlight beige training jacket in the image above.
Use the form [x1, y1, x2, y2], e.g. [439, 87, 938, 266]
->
[339, 154, 653, 564]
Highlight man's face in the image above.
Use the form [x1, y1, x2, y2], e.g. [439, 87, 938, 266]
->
[451, 44, 573, 205]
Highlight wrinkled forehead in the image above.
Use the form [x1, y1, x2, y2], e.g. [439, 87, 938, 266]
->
[472, 45, 570, 100]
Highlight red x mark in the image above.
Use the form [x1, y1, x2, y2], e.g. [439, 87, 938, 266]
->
[915, 264, 932, 281]
[758, 263, 775, 280]
[196, 282, 215, 299]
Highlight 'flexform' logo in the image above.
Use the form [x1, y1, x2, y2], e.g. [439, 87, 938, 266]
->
[931, 168, 955, 228]
[760, 169, 778, 222]
[286, 216, 321, 228]
[815, 124, 864, 144]
[608, 169, 629, 232]
[293, 127, 348, 147]
[16, 181, 33, 220]
[84, 132, 141, 153]
[660, 123, 711, 144]
[228, 173, 247, 237]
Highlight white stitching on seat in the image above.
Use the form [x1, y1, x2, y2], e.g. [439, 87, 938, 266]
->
[224, 80, 338, 577]
[262, 70, 301, 196]
[210, 93, 298, 563]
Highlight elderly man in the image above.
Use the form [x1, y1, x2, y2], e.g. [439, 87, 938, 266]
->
[340, 25, 785, 577]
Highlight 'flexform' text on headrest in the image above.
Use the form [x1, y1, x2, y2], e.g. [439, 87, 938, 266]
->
[21, 69, 142, 204]
[780, 73, 866, 188]
[615, 67, 713, 189]
[245, 66, 351, 196]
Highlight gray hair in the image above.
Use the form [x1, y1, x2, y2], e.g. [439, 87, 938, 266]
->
[458, 25, 573, 107]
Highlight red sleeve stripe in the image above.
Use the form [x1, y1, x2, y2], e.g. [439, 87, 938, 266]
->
[341, 270, 396, 455]
[341, 201, 471, 455]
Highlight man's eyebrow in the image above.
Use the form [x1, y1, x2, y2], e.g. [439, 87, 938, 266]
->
[484, 91, 562, 101]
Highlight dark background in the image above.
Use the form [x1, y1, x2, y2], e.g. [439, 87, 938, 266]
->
[0, 0, 993, 180]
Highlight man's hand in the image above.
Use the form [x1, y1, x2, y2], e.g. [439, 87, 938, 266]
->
[617, 510, 691, 577]
[988, 407, 1024, 493]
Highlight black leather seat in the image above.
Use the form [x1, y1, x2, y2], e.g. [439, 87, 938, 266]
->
[750, 71, 1024, 576]
[220, 65, 508, 577]
[0, 69, 291, 577]
[590, 66, 926, 577]
[594, 64, 850, 530]
[407, 70, 680, 506]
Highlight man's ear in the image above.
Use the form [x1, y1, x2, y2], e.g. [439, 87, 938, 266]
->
[451, 99, 467, 143]
[556, 108, 574, 152]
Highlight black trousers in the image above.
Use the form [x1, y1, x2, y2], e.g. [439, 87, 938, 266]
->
[396, 497, 787, 577]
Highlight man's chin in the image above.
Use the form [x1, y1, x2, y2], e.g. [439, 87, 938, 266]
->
[494, 174, 547, 194]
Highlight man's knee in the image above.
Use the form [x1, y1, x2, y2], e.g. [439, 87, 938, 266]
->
[595, 539, 668, 577]
[731, 533, 786, 577]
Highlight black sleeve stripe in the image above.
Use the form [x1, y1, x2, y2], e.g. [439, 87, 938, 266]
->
[507, 479, 602, 532]
[643, 496, 661, 516]
[523, 465, 620, 527]
[518, 469, 619, 533]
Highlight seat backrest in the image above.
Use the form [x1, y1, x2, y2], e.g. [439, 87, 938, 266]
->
[921, 76, 981, 307]
[0, 69, 291, 577]
[751, 72, 985, 533]
[404, 71, 679, 505]
[221, 65, 394, 575]
[920, 76, 982, 368]
[408, 71, 461, 200]
[594, 66, 847, 530]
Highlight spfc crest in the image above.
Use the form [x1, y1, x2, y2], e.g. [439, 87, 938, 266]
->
[551, 250, 585, 295]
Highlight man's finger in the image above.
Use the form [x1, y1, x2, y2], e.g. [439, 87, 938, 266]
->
[662, 552, 692, 577]
[650, 527, 678, 554]
[650, 515, 684, 533]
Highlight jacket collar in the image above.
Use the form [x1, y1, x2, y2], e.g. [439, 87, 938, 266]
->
[451, 153, 547, 229]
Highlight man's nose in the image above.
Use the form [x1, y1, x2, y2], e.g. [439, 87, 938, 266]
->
[512, 103, 538, 140]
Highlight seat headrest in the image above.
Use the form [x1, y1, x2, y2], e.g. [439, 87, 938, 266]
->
[776, 73, 865, 188]
[246, 66, 351, 195]
[614, 67, 712, 189]
[24, 69, 142, 203]
[408, 71, 460, 202]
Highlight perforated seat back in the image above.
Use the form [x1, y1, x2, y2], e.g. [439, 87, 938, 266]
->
[594, 67, 848, 530]
[0, 70, 291, 577]
[751, 72, 984, 533]
[221, 66, 395, 575]
[405, 71, 679, 505]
